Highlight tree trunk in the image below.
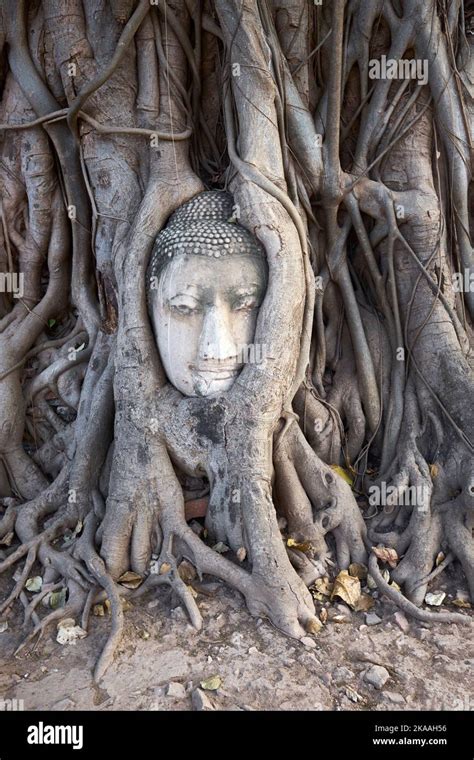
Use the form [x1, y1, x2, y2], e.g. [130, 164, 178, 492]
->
[0, 0, 472, 680]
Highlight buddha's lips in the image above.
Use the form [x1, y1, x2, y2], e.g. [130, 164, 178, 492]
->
[193, 370, 240, 384]
[189, 364, 241, 375]
[191, 366, 241, 396]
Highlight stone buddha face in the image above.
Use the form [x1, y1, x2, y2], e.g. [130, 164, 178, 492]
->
[147, 192, 267, 397]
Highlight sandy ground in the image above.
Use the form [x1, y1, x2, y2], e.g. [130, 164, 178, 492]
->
[0, 565, 472, 713]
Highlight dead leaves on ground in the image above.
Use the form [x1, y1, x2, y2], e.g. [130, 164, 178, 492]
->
[452, 598, 471, 609]
[56, 618, 87, 645]
[371, 546, 399, 569]
[353, 594, 375, 612]
[331, 570, 361, 609]
[310, 562, 378, 619]
[25, 576, 42, 593]
[49, 588, 67, 609]
[200, 675, 221, 691]
[311, 576, 333, 599]
[312, 568, 364, 610]
[306, 618, 323, 635]
[286, 537, 313, 554]
[348, 562, 367, 580]
[118, 571, 143, 589]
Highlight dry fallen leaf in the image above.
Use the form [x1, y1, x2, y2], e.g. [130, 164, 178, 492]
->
[49, 588, 67, 609]
[312, 576, 333, 596]
[178, 559, 196, 583]
[287, 538, 312, 554]
[200, 675, 221, 691]
[354, 593, 375, 612]
[452, 599, 471, 609]
[366, 573, 377, 590]
[319, 608, 328, 624]
[331, 570, 361, 609]
[57, 617, 76, 630]
[306, 618, 322, 635]
[56, 623, 87, 646]
[93, 604, 105, 617]
[435, 552, 445, 567]
[372, 545, 399, 569]
[349, 563, 368, 580]
[330, 465, 354, 486]
[118, 571, 143, 589]
[212, 542, 229, 554]
[25, 576, 43, 593]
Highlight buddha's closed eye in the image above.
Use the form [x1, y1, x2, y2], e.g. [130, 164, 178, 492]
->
[232, 294, 260, 311]
[167, 295, 202, 315]
[167, 290, 261, 316]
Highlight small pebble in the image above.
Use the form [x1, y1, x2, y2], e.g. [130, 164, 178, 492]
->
[393, 611, 410, 633]
[383, 691, 405, 704]
[341, 685, 364, 703]
[364, 664, 390, 689]
[332, 666, 355, 683]
[366, 613, 382, 626]
[192, 688, 214, 711]
[414, 627, 430, 641]
[51, 698, 75, 710]
[320, 672, 332, 687]
[166, 682, 186, 699]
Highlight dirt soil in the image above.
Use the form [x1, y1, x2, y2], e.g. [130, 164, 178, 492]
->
[0, 567, 472, 712]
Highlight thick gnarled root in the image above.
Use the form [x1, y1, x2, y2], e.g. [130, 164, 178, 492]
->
[274, 420, 367, 570]
[367, 453, 474, 609]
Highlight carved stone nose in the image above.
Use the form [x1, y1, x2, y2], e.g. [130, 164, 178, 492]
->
[198, 306, 237, 362]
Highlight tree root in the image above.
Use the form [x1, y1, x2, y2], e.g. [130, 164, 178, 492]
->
[368, 553, 472, 626]
[274, 419, 367, 569]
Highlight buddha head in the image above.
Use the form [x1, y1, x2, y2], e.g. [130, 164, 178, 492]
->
[147, 191, 268, 397]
